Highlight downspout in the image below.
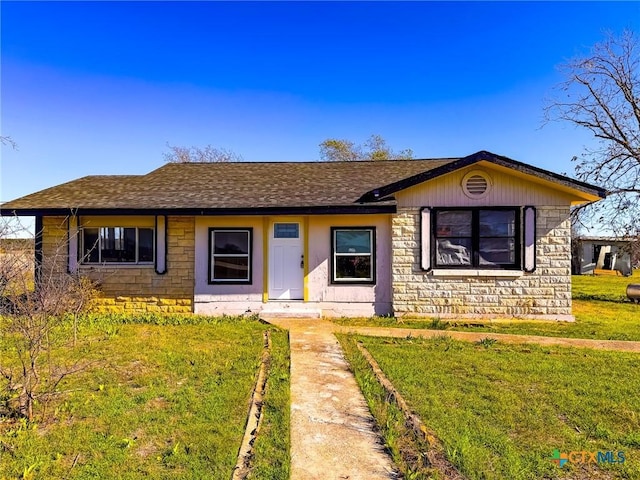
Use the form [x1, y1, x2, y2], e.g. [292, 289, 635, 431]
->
[34, 215, 43, 286]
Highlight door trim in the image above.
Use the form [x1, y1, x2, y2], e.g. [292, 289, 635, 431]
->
[303, 216, 309, 301]
[267, 218, 305, 301]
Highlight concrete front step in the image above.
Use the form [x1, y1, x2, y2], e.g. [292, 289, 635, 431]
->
[259, 303, 322, 319]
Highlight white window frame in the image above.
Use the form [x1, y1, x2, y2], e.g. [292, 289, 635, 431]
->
[331, 227, 376, 284]
[209, 228, 253, 284]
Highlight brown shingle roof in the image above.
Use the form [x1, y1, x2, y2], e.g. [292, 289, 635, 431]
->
[0, 151, 606, 215]
[1, 158, 457, 214]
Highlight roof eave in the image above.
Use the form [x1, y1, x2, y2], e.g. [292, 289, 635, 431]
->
[476, 154, 606, 200]
[0, 204, 397, 217]
[359, 151, 606, 201]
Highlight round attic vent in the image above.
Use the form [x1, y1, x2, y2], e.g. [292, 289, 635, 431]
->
[462, 170, 491, 198]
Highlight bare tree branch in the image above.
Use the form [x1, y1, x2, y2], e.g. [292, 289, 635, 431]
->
[163, 143, 243, 163]
[1, 217, 98, 421]
[545, 30, 640, 237]
[0, 136, 17, 150]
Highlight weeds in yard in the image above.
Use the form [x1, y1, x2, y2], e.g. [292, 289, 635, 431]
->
[0, 316, 290, 480]
[353, 335, 640, 480]
[339, 335, 447, 480]
[429, 318, 447, 330]
[248, 331, 291, 480]
[83, 311, 260, 327]
[476, 337, 497, 348]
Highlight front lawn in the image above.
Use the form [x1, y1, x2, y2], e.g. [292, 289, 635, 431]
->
[0, 316, 289, 480]
[334, 271, 640, 341]
[340, 334, 640, 480]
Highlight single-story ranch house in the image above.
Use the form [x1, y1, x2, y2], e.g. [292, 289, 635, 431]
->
[1, 151, 605, 320]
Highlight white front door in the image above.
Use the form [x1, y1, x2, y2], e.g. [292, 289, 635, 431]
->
[269, 221, 304, 300]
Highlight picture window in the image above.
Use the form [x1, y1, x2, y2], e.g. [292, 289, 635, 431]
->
[81, 227, 154, 264]
[433, 209, 519, 269]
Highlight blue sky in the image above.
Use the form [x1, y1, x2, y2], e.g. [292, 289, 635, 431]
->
[1, 1, 639, 207]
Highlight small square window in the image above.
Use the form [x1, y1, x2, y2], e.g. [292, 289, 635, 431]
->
[274, 223, 299, 239]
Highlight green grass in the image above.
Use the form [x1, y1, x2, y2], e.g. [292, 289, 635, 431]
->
[248, 330, 291, 480]
[339, 335, 445, 480]
[572, 270, 638, 302]
[340, 334, 640, 480]
[0, 316, 289, 479]
[334, 271, 640, 341]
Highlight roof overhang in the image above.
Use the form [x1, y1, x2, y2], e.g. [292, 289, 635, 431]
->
[474, 160, 604, 205]
[0, 204, 397, 217]
[358, 151, 606, 204]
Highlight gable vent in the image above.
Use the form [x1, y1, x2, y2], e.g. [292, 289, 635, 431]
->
[466, 175, 488, 194]
[462, 170, 492, 199]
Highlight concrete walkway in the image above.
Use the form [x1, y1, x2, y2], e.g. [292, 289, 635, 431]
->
[261, 316, 640, 479]
[334, 325, 640, 353]
[264, 318, 398, 480]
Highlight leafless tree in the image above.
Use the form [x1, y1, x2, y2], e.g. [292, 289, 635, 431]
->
[545, 30, 639, 237]
[319, 134, 414, 162]
[0, 217, 97, 421]
[163, 143, 243, 163]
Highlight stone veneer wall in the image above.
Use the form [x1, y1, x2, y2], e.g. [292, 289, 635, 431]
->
[42, 216, 195, 314]
[391, 206, 573, 320]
